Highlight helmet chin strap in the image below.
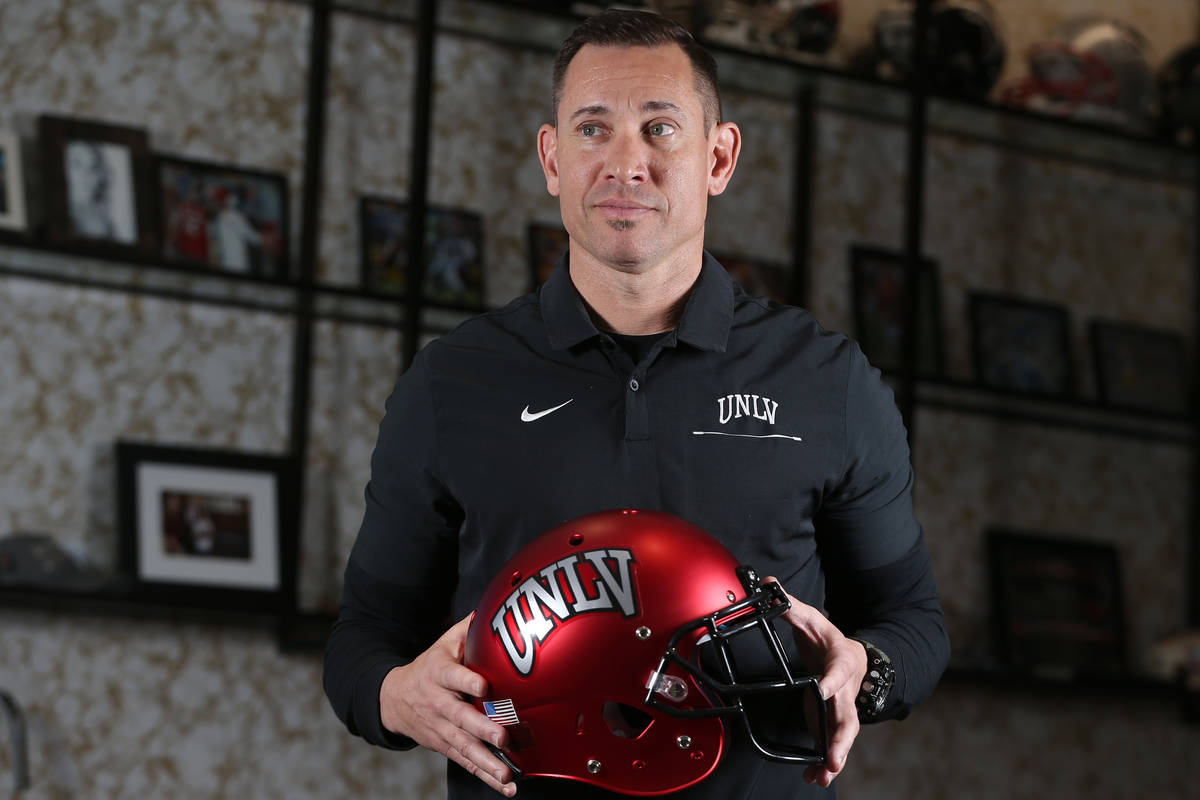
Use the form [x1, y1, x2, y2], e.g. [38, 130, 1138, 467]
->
[485, 742, 524, 781]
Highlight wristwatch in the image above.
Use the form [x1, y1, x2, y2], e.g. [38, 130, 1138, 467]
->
[850, 638, 895, 720]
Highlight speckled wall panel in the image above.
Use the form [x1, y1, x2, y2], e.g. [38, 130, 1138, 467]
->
[298, 320, 401, 613]
[0, 274, 293, 569]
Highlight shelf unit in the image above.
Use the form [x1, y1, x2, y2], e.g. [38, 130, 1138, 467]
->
[0, 0, 1195, 709]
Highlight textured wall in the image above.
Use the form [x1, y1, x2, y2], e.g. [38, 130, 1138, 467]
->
[1, 0, 1198, 798]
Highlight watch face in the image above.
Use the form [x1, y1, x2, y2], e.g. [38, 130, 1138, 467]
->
[855, 641, 895, 718]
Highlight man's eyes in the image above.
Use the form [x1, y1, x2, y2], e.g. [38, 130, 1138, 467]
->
[577, 122, 676, 137]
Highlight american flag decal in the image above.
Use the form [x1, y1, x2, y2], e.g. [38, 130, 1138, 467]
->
[483, 699, 519, 726]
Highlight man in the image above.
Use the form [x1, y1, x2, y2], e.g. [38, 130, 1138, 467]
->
[324, 9, 949, 799]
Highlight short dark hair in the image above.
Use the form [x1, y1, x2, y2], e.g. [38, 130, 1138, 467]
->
[551, 9, 722, 130]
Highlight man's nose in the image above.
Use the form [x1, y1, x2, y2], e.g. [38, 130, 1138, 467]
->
[605, 131, 648, 184]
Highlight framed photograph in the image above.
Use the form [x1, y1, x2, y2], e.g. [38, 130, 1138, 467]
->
[39, 115, 156, 257]
[360, 196, 485, 309]
[116, 441, 298, 612]
[156, 155, 289, 279]
[969, 291, 1073, 397]
[527, 222, 568, 291]
[987, 528, 1127, 678]
[714, 251, 792, 304]
[1090, 319, 1190, 416]
[0, 129, 29, 234]
[850, 245, 943, 376]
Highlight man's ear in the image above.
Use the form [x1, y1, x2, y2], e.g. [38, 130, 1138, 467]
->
[537, 123, 561, 197]
[707, 121, 741, 197]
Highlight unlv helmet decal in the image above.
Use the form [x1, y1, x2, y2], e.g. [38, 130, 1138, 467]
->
[490, 547, 638, 676]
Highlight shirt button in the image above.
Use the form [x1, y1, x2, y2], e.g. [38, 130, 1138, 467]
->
[629, 378, 640, 392]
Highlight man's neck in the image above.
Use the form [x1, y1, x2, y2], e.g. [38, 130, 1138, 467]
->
[569, 248, 703, 335]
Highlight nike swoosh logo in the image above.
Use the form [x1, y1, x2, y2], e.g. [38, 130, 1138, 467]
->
[521, 399, 574, 422]
[692, 431, 803, 442]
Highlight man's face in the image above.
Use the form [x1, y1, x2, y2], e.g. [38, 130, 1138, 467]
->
[538, 44, 738, 274]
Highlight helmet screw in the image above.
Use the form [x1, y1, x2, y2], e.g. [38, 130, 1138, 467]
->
[586, 759, 602, 774]
[726, 590, 736, 602]
[676, 735, 693, 750]
[635, 626, 651, 640]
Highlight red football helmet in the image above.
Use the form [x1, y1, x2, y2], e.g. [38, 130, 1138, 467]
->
[1002, 16, 1156, 131]
[464, 509, 826, 796]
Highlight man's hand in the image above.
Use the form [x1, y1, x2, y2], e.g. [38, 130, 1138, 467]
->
[765, 579, 869, 788]
[380, 613, 517, 797]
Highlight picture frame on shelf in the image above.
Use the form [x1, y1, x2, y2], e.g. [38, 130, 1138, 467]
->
[527, 222, 568, 291]
[0, 129, 30, 234]
[359, 196, 485, 310]
[1089, 319, 1190, 417]
[850, 245, 943, 377]
[39, 115, 157, 258]
[116, 441, 297, 612]
[714, 251, 792, 304]
[969, 291, 1073, 397]
[987, 528, 1127, 679]
[156, 155, 289, 279]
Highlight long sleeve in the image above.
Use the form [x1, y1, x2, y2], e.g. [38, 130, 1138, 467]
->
[815, 342, 950, 720]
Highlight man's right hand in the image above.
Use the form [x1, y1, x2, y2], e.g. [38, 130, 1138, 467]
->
[380, 613, 518, 797]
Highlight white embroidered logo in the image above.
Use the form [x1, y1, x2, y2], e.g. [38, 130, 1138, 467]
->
[692, 393, 802, 442]
[521, 399, 573, 422]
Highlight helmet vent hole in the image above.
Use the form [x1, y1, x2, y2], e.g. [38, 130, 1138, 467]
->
[602, 702, 653, 740]
[509, 571, 521, 587]
[568, 533, 584, 546]
[576, 713, 585, 734]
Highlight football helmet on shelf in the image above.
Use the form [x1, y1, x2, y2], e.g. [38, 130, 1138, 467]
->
[1002, 15, 1156, 131]
[872, 0, 1006, 100]
[698, 0, 841, 59]
[1158, 43, 1200, 145]
[464, 508, 827, 796]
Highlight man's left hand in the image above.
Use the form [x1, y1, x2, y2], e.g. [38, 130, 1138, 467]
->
[765, 578, 868, 788]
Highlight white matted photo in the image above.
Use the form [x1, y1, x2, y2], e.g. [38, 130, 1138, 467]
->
[136, 462, 279, 589]
[116, 441, 297, 611]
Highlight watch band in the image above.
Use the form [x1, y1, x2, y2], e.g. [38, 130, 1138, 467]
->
[850, 638, 895, 720]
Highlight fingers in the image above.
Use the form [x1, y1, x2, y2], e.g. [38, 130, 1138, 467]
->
[380, 612, 518, 796]
[762, 577, 866, 788]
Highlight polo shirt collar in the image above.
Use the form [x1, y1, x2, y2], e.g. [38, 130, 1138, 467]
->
[542, 250, 733, 353]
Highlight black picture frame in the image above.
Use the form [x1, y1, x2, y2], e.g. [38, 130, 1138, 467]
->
[359, 196, 485, 309]
[1089, 319, 1190, 416]
[969, 291, 1073, 397]
[987, 528, 1127, 679]
[115, 441, 298, 613]
[155, 155, 290, 279]
[714, 251, 792, 304]
[527, 222, 568, 292]
[850, 245, 944, 377]
[39, 114, 157, 258]
[0, 129, 30, 235]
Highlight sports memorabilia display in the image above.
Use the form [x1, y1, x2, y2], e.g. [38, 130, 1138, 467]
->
[698, 0, 841, 61]
[464, 509, 827, 795]
[871, 0, 1006, 100]
[1002, 16, 1157, 132]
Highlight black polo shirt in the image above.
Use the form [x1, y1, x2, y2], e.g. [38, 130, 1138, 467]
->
[325, 252, 949, 800]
